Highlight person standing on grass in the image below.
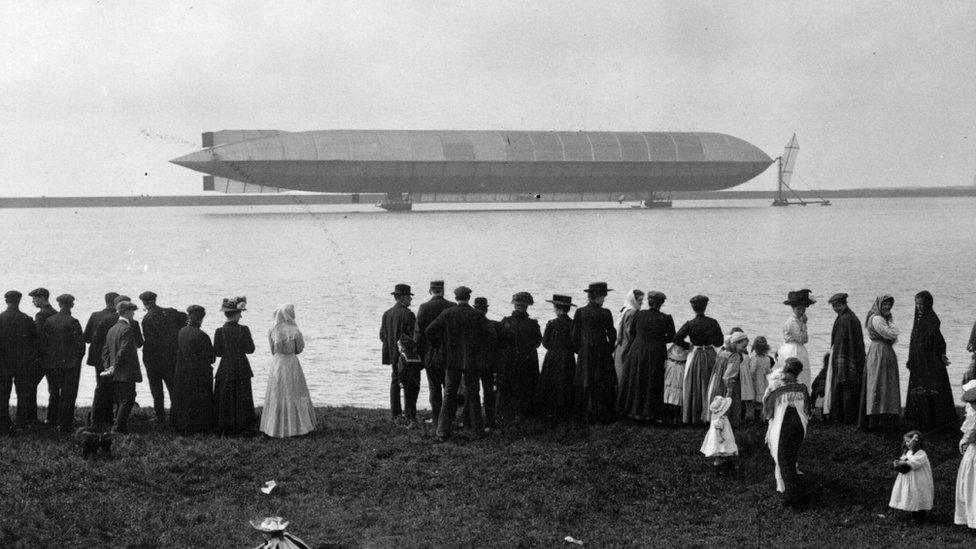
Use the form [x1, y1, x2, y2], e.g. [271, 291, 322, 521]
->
[28, 287, 56, 425]
[617, 291, 674, 422]
[40, 294, 85, 432]
[171, 305, 216, 434]
[537, 294, 577, 422]
[499, 292, 542, 422]
[0, 290, 39, 431]
[707, 330, 748, 428]
[261, 304, 316, 438]
[380, 284, 416, 426]
[214, 296, 256, 436]
[140, 291, 186, 425]
[572, 282, 617, 423]
[90, 294, 143, 428]
[741, 336, 774, 422]
[614, 289, 643, 390]
[472, 296, 511, 429]
[101, 301, 142, 434]
[903, 291, 956, 431]
[764, 357, 812, 508]
[859, 295, 901, 433]
[674, 295, 724, 426]
[822, 293, 865, 425]
[426, 286, 494, 442]
[955, 380, 976, 529]
[775, 289, 814, 389]
[414, 280, 453, 423]
[84, 292, 119, 369]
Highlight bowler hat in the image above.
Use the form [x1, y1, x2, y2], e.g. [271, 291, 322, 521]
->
[511, 292, 534, 305]
[391, 284, 413, 296]
[690, 295, 709, 307]
[828, 292, 848, 305]
[115, 301, 138, 314]
[220, 296, 247, 313]
[139, 291, 158, 302]
[28, 288, 49, 299]
[584, 282, 613, 294]
[784, 289, 816, 307]
[473, 297, 489, 309]
[454, 286, 472, 301]
[429, 280, 445, 291]
[4, 290, 22, 302]
[56, 294, 75, 306]
[646, 291, 667, 304]
[545, 294, 576, 308]
[963, 380, 976, 403]
[186, 305, 206, 317]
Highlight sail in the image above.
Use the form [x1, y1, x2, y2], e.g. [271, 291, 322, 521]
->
[780, 134, 799, 188]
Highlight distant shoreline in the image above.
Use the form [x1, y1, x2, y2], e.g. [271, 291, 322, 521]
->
[1, 186, 975, 208]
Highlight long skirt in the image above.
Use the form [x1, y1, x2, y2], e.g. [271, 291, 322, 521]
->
[215, 377, 256, 435]
[682, 346, 716, 425]
[775, 342, 811, 389]
[957, 443, 976, 528]
[663, 357, 684, 406]
[862, 340, 901, 416]
[617, 341, 667, 420]
[171, 370, 215, 433]
[260, 354, 317, 438]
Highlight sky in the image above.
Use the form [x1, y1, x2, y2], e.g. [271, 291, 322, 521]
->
[1, 1, 973, 196]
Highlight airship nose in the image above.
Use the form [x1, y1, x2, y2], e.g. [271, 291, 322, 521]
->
[169, 149, 216, 171]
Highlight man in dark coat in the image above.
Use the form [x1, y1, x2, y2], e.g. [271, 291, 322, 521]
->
[0, 291, 39, 430]
[499, 292, 542, 422]
[90, 294, 143, 428]
[41, 294, 85, 431]
[379, 284, 416, 424]
[28, 287, 57, 424]
[84, 291, 119, 368]
[102, 301, 142, 434]
[140, 291, 186, 424]
[414, 280, 454, 423]
[426, 286, 494, 442]
[471, 297, 512, 429]
[572, 282, 618, 423]
[823, 293, 866, 424]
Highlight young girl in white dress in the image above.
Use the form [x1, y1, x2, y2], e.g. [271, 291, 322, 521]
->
[701, 395, 738, 477]
[889, 430, 933, 520]
[955, 380, 976, 529]
[260, 304, 317, 438]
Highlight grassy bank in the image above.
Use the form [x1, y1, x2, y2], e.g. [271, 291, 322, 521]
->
[1, 407, 974, 547]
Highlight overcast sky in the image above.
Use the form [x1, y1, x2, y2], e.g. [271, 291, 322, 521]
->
[1, 1, 973, 196]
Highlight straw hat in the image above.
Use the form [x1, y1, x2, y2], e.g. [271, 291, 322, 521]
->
[708, 395, 732, 417]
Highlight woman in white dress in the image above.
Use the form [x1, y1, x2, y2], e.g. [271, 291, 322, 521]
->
[776, 289, 815, 389]
[260, 304, 317, 438]
[955, 380, 976, 529]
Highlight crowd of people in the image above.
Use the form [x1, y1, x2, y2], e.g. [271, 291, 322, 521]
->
[380, 280, 976, 521]
[0, 289, 316, 439]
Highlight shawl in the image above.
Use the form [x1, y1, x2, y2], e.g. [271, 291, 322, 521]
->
[763, 380, 811, 420]
[620, 289, 642, 313]
[907, 290, 943, 371]
[864, 294, 894, 328]
[830, 307, 866, 385]
[269, 304, 301, 345]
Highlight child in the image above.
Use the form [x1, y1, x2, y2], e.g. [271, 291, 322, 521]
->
[955, 380, 976, 529]
[742, 336, 773, 421]
[889, 430, 933, 521]
[662, 343, 688, 425]
[397, 335, 424, 429]
[701, 395, 738, 476]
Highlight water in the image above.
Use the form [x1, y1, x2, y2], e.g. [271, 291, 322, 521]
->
[1, 197, 973, 410]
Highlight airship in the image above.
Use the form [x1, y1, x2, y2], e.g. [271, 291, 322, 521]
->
[170, 129, 773, 210]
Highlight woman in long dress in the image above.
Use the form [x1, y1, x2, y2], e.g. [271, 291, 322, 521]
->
[904, 291, 956, 430]
[260, 304, 317, 437]
[674, 295, 724, 426]
[776, 290, 814, 389]
[614, 289, 643, 390]
[572, 282, 617, 423]
[955, 381, 976, 529]
[537, 295, 577, 422]
[499, 292, 542, 422]
[214, 296, 257, 436]
[858, 295, 901, 432]
[171, 305, 216, 434]
[617, 291, 674, 421]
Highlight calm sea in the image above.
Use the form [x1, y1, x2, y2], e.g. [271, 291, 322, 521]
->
[1, 197, 973, 409]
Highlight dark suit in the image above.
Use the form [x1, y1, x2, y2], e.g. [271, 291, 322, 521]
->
[414, 295, 454, 421]
[426, 303, 494, 438]
[142, 306, 186, 420]
[102, 318, 141, 432]
[84, 307, 117, 367]
[90, 314, 143, 427]
[379, 302, 416, 419]
[0, 307, 39, 428]
[41, 311, 85, 428]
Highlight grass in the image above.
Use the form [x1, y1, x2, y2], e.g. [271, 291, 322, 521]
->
[1, 406, 974, 548]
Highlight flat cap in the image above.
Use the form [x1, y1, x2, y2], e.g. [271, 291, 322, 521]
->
[511, 291, 535, 305]
[186, 304, 206, 317]
[828, 293, 849, 304]
[690, 295, 709, 306]
[429, 280, 445, 290]
[4, 290, 22, 301]
[115, 301, 138, 313]
[454, 286, 472, 300]
[646, 291, 667, 303]
[55, 294, 75, 305]
[28, 288, 49, 298]
[138, 291, 157, 302]
[473, 297, 488, 308]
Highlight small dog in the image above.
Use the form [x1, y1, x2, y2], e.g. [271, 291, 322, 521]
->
[75, 416, 113, 459]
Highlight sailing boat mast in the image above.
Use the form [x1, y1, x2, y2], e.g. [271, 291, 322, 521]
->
[771, 134, 829, 206]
